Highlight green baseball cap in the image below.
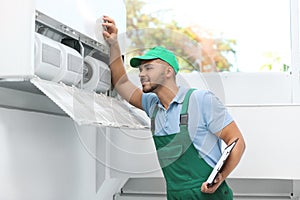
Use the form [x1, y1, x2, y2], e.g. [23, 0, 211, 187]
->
[130, 46, 179, 74]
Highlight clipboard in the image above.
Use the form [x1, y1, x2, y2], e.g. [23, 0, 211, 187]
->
[206, 138, 239, 187]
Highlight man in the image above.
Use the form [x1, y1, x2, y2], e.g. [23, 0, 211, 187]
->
[102, 15, 245, 199]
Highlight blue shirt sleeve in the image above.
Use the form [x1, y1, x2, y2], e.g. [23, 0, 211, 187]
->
[202, 90, 233, 134]
[142, 93, 159, 117]
[188, 90, 234, 167]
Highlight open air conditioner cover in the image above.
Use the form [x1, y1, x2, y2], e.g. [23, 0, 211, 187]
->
[31, 77, 149, 129]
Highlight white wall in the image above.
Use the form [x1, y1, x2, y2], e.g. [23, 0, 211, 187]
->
[179, 72, 293, 105]
[0, 107, 97, 200]
[108, 128, 163, 178]
[0, 0, 35, 77]
[228, 105, 300, 179]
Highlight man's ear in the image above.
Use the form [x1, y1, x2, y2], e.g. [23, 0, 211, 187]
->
[166, 66, 175, 78]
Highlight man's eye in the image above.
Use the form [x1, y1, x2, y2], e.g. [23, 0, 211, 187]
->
[145, 65, 154, 70]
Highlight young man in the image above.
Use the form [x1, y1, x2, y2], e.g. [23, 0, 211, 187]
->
[102, 16, 245, 199]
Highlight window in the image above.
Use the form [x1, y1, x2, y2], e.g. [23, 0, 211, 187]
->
[127, 0, 291, 72]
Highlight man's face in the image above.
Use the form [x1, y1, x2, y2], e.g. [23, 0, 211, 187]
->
[138, 59, 169, 93]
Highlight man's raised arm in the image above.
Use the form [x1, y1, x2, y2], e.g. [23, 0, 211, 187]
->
[102, 16, 143, 110]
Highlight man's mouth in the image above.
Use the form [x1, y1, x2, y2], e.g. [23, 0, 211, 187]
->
[141, 82, 148, 87]
[141, 79, 149, 86]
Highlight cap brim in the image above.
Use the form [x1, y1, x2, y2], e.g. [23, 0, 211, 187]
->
[130, 55, 158, 67]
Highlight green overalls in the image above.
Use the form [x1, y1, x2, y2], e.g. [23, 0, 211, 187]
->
[151, 89, 233, 200]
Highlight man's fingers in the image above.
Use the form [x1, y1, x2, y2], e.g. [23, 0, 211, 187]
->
[201, 182, 214, 193]
[102, 16, 115, 25]
[102, 20, 117, 34]
[100, 16, 119, 45]
[102, 31, 109, 38]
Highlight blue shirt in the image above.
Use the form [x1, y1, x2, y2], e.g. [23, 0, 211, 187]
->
[142, 87, 233, 168]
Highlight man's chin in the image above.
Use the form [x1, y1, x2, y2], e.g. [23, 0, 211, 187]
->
[142, 86, 154, 93]
[142, 88, 152, 93]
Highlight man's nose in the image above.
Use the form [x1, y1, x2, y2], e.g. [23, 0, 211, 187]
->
[139, 69, 145, 77]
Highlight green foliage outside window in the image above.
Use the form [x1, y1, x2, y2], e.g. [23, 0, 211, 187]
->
[125, 0, 237, 72]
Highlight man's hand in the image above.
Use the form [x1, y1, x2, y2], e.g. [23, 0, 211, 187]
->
[102, 15, 118, 46]
[201, 173, 223, 193]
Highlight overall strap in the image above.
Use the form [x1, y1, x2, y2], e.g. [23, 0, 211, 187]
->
[180, 88, 196, 129]
[151, 88, 196, 134]
[151, 104, 159, 134]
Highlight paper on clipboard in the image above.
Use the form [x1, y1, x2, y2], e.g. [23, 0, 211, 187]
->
[206, 138, 239, 187]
